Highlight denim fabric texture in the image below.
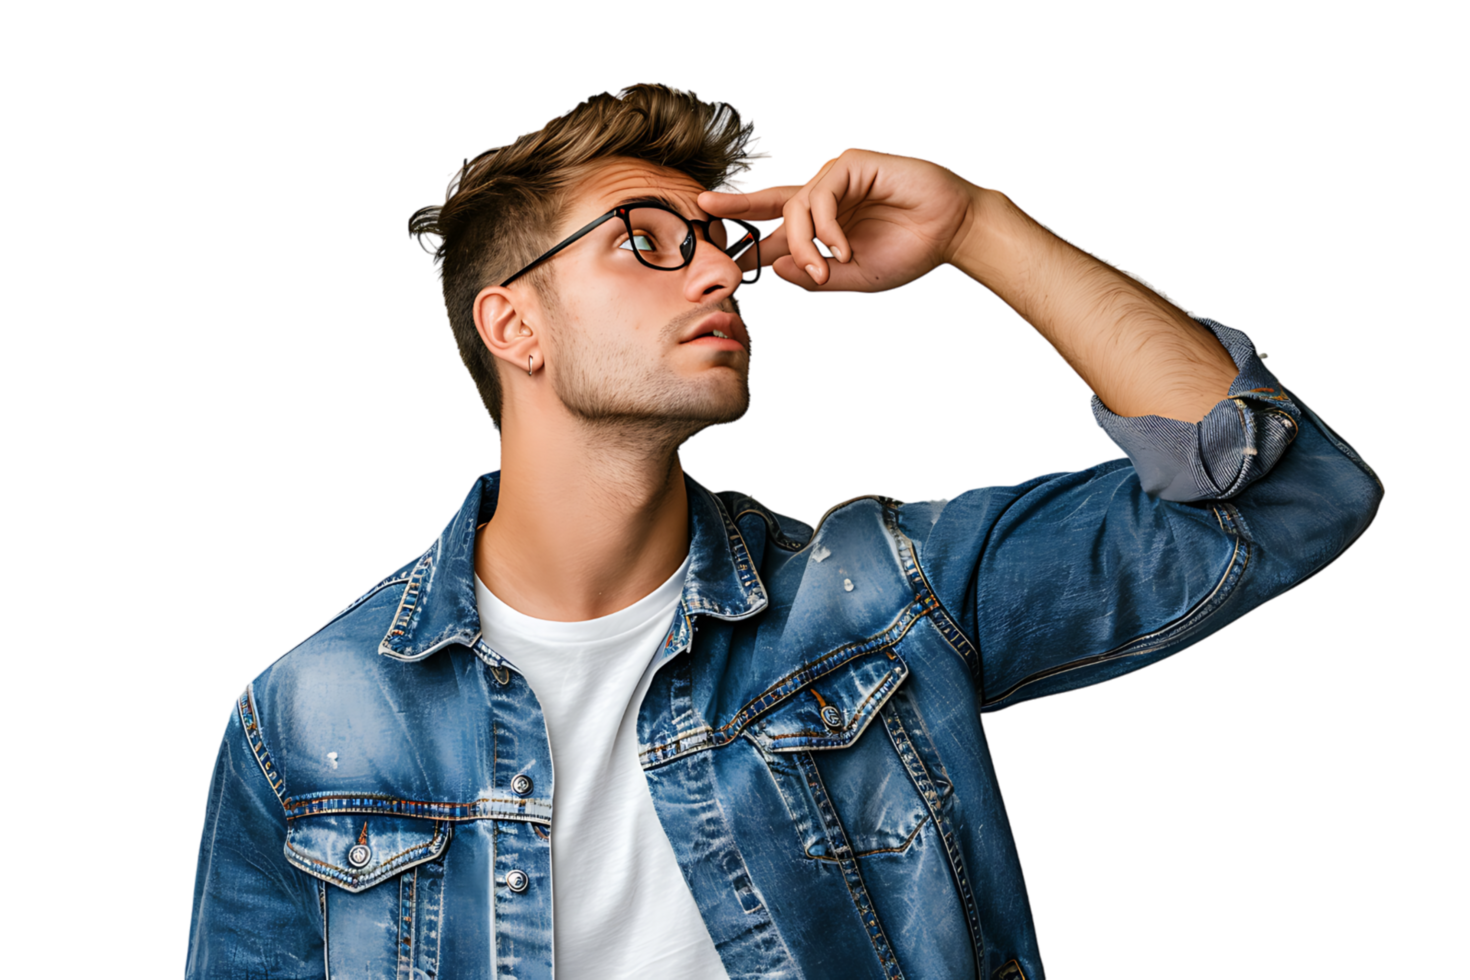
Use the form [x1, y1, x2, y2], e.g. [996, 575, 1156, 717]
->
[187, 321, 1381, 979]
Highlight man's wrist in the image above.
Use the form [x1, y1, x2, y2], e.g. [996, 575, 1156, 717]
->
[946, 181, 1064, 307]
[945, 186, 1034, 295]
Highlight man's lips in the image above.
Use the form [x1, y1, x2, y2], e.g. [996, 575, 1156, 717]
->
[679, 311, 747, 352]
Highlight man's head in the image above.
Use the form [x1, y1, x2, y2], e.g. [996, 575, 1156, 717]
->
[410, 84, 758, 437]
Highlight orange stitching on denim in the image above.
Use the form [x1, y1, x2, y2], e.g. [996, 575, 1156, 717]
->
[882, 502, 982, 680]
[804, 814, 930, 862]
[381, 551, 435, 648]
[728, 598, 924, 710]
[238, 686, 288, 808]
[398, 868, 417, 969]
[290, 794, 547, 809]
[643, 620, 917, 764]
[286, 822, 448, 878]
[764, 668, 906, 742]
[284, 793, 552, 825]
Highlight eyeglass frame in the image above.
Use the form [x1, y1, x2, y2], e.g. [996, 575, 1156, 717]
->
[498, 200, 762, 287]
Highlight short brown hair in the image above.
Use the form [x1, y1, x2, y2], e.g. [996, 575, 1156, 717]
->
[408, 84, 757, 427]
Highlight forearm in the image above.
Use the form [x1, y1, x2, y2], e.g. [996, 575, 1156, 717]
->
[949, 188, 1238, 423]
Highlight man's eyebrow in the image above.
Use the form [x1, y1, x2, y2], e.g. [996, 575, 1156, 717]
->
[610, 194, 689, 214]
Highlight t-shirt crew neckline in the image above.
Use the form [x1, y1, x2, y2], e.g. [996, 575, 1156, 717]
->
[473, 554, 689, 645]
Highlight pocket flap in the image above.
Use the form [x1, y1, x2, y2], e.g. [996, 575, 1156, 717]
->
[285, 813, 451, 893]
[751, 651, 908, 752]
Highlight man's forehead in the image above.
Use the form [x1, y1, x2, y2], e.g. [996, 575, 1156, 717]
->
[563, 158, 708, 223]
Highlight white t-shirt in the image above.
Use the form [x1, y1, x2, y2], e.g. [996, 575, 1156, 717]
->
[474, 557, 729, 980]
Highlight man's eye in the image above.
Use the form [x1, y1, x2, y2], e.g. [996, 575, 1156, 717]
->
[620, 233, 656, 252]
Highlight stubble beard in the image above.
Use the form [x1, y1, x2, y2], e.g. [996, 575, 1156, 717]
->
[552, 297, 750, 446]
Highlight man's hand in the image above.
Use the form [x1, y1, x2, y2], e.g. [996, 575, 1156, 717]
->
[699, 149, 978, 291]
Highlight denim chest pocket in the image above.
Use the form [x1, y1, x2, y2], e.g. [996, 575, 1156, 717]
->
[284, 813, 452, 979]
[284, 813, 451, 892]
[748, 649, 943, 859]
[747, 647, 908, 752]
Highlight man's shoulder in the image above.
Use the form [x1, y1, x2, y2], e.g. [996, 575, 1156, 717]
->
[709, 485, 988, 566]
[262, 554, 423, 683]
[236, 546, 487, 807]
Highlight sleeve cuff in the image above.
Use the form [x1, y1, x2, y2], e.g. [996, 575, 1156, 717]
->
[1091, 318, 1302, 502]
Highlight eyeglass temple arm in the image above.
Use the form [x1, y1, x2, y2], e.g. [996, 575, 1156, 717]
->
[498, 210, 622, 287]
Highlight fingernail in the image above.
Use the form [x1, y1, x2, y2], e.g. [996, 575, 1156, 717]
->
[806, 264, 822, 282]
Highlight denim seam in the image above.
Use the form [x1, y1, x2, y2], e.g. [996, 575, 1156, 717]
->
[803, 813, 931, 862]
[881, 502, 982, 681]
[284, 794, 552, 825]
[377, 549, 435, 653]
[980, 507, 1250, 709]
[426, 863, 441, 969]
[888, 687, 956, 798]
[319, 878, 331, 978]
[806, 493, 892, 546]
[397, 867, 416, 978]
[637, 725, 717, 769]
[238, 685, 288, 809]
[882, 702, 987, 973]
[794, 751, 905, 979]
[381, 628, 479, 664]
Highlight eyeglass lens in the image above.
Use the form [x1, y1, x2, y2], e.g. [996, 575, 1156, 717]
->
[623, 207, 758, 281]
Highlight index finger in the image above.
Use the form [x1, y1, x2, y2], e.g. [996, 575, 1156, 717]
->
[698, 185, 802, 221]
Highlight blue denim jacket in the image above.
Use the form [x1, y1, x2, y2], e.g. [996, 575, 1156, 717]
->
[187, 322, 1381, 979]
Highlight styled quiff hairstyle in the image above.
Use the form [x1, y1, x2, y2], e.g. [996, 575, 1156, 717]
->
[409, 84, 757, 427]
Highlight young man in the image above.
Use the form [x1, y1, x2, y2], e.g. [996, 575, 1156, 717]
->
[186, 84, 1380, 979]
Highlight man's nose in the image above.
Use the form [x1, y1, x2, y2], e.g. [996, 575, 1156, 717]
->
[684, 235, 743, 302]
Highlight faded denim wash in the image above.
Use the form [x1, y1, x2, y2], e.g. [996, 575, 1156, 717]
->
[187, 321, 1381, 979]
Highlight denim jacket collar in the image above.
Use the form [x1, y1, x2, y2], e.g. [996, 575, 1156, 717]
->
[377, 471, 768, 663]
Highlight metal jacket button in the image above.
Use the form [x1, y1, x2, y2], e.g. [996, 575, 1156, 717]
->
[820, 704, 844, 730]
[511, 774, 533, 796]
[505, 869, 529, 893]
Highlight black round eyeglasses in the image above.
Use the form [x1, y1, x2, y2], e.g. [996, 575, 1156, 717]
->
[499, 201, 761, 287]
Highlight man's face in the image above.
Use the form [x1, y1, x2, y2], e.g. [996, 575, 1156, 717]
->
[527, 158, 752, 434]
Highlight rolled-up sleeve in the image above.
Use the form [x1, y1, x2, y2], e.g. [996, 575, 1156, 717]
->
[1093, 319, 1302, 502]
[899, 319, 1382, 710]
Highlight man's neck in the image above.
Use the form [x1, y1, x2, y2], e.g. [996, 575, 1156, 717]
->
[475, 418, 691, 622]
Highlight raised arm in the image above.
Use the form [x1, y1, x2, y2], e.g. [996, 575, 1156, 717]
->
[701, 148, 1237, 423]
[949, 184, 1239, 422]
[704, 151, 1380, 706]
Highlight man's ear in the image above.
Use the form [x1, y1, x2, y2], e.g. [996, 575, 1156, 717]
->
[473, 285, 543, 374]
